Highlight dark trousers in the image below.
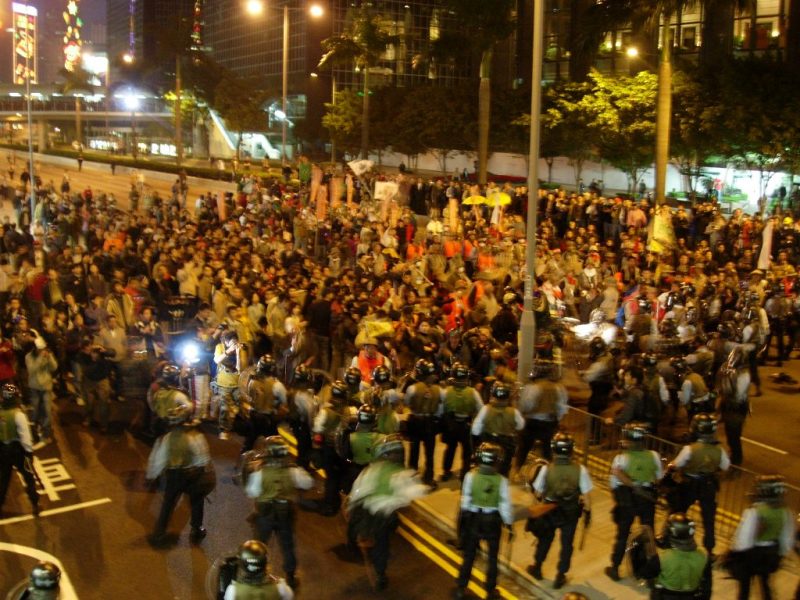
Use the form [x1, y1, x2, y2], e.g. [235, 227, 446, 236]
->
[516, 419, 557, 467]
[442, 418, 472, 479]
[153, 467, 205, 535]
[242, 411, 278, 453]
[736, 546, 780, 600]
[748, 348, 760, 388]
[723, 414, 745, 466]
[676, 478, 718, 552]
[407, 415, 436, 483]
[611, 489, 656, 566]
[765, 319, 788, 363]
[292, 419, 312, 470]
[254, 502, 297, 576]
[457, 512, 502, 592]
[587, 382, 612, 443]
[534, 513, 580, 574]
[0, 442, 39, 510]
[321, 445, 344, 511]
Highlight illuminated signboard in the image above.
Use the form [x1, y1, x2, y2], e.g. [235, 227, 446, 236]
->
[12, 2, 37, 84]
[63, 0, 83, 72]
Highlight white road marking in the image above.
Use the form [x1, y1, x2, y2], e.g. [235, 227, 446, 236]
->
[741, 437, 788, 455]
[0, 497, 112, 526]
[0, 542, 80, 599]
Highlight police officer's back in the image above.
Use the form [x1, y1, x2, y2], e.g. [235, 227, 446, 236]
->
[223, 540, 294, 599]
[652, 513, 710, 600]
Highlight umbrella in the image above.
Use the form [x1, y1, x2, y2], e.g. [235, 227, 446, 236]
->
[462, 195, 487, 206]
[485, 192, 512, 207]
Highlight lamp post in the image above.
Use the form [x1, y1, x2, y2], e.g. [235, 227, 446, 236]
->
[24, 0, 35, 223]
[246, 0, 323, 162]
[517, 0, 544, 382]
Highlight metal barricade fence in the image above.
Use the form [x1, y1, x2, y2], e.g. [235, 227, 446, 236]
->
[560, 406, 800, 546]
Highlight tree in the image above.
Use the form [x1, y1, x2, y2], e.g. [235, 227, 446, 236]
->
[541, 81, 597, 185]
[318, 6, 398, 159]
[411, 86, 473, 174]
[213, 74, 269, 160]
[321, 89, 362, 158]
[581, 70, 657, 191]
[57, 67, 94, 148]
[431, 0, 516, 185]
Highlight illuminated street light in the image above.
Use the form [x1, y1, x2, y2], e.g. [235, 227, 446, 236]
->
[626, 46, 639, 58]
[245, 0, 264, 16]
[309, 4, 324, 18]
[122, 52, 134, 64]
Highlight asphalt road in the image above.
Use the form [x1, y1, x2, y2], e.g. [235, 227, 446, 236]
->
[0, 398, 516, 600]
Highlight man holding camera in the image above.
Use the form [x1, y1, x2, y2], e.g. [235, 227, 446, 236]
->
[214, 329, 243, 440]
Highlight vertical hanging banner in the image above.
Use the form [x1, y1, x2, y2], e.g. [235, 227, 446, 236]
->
[12, 2, 37, 84]
[63, 0, 83, 72]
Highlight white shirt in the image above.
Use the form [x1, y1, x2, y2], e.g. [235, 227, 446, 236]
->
[5, 409, 34, 452]
[471, 404, 525, 436]
[224, 579, 294, 599]
[460, 470, 513, 525]
[731, 505, 795, 556]
[245, 466, 314, 499]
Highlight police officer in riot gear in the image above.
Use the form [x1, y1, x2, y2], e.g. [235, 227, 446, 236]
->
[370, 365, 400, 434]
[516, 360, 568, 468]
[528, 433, 593, 590]
[347, 434, 428, 590]
[454, 442, 513, 600]
[344, 366, 370, 407]
[244, 436, 313, 587]
[715, 347, 750, 466]
[312, 379, 347, 516]
[147, 398, 214, 547]
[243, 354, 287, 452]
[666, 413, 730, 557]
[652, 513, 710, 600]
[15, 561, 61, 600]
[223, 540, 295, 599]
[287, 365, 316, 471]
[149, 364, 190, 438]
[471, 382, 524, 476]
[606, 422, 663, 581]
[0, 383, 39, 517]
[728, 475, 795, 600]
[679, 359, 710, 423]
[441, 363, 483, 482]
[341, 404, 381, 493]
[580, 337, 615, 445]
[404, 359, 443, 486]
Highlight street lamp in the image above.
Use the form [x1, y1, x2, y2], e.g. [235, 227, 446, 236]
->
[626, 46, 639, 58]
[245, 1, 324, 162]
[121, 90, 140, 160]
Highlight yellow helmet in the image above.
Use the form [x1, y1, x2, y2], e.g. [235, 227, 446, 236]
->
[783, 217, 794, 226]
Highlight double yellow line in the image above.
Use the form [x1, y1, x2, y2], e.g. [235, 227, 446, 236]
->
[277, 427, 518, 600]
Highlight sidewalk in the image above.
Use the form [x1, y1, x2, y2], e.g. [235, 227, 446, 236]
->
[409, 455, 800, 599]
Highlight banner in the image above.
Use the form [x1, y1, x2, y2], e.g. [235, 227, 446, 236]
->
[347, 159, 374, 177]
[12, 2, 37, 84]
[757, 218, 774, 270]
[373, 181, 398, 201]
[647, 207, 676, 253]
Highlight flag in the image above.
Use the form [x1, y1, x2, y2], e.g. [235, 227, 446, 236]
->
[348, 159, 374, 177]
[757, 218, 774, 270]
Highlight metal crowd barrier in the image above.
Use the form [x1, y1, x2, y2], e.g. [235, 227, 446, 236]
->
[559, 406, 800, 546]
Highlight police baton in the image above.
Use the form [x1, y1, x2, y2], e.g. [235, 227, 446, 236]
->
[578, 508, 591, 551]
[24, 452, 44, 489]
[504, 523, 515, 564]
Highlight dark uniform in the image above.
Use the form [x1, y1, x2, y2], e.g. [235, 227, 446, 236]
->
[441, 363, 483, 481]
[0, 384, 39, 516]
[454, 443, 512, 600]
[715, 347, 750, 466]
[581, 338, 614, 444]
[606, 422, 662, 580]
[668, 413, 730, 555]
[312, 381, 348, 515]
[403, 360, 442, 485]
[245, 437, 313, 586]
[528, 433, 593, 590]
[652, 513, 710, 600]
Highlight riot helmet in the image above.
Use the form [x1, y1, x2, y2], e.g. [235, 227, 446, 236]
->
[451, 362, 469, 387]
[262, 436, 290, 468]
[345, 366, 363, 386]
[551, 432, 575, 458]
[237, 540, 268, 585]
[670, 356, 688, 374]
[637, 297, 651, 314]
[666, 513, 696, 550]
[491, 381, 511, 403]
[28, 561, 61, 591]
[754, 474, 786, 505]
[690, 413, 717, 441]
[475, 442, 503, 472]
[414, 358, 435, 379]
[293, 364, 310, 384]
[372, 365, 392, 387]
[641, 353, 658, 368]
[161, 364, 181, 387]
[330, 380, 349, 402]
[256, 354, 276, 376]
[1, 383, 20, 408]
[659, 318, 678, 338]
[589, 337, 607, 360]
[622, 422, 649, 447]
[356, 404, 377, 428]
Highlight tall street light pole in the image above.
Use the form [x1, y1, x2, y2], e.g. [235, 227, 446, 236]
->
[282, 3, 289, 162]
[518, 0, 544, 382]
[25, 0, 35, 223]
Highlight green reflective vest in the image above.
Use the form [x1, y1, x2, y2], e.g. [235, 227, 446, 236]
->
[152, 388, 177, 419]
[544, 463, 580, 500]
[409, 382, 441, 415]
[350, 431, 379, 465]
[471, 471, 502, 509]
[625, 449, 658, 484]
[376, 409, 398, 434]
[0, 408, 19, 443]
[656, 548, 707, 592]
[756, 505, 786, 543]
[166, 429, 192, 469]
[257, 466, 295, 503]
[372, 461, 403, 498]
[444, 386, 478, 416]
[484, 404, 517, 436]
[250, 377, 276, 414]
[230, 579, 281, 600]
[683, 442, 722, 476]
